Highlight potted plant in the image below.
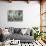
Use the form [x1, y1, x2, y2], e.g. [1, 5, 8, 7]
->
[32, 27, 38, 40]
[32, 27, 43, 40]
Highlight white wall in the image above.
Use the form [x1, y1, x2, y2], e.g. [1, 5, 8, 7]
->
[0, 1, 40, 28]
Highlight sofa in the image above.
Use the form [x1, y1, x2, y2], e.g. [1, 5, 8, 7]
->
[7, 27, 34, 43]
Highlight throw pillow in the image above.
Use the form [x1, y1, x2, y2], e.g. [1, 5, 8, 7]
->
[21, 28, 27, 35]
[14, 28, 21, 33]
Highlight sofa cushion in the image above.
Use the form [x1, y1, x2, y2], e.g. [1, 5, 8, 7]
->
[14, 28, 21, 33]
[8, 27, 14, 34]
[24, 28, 30, 35]
[21, 28, 27, 35]
[0, 28, 2, 35]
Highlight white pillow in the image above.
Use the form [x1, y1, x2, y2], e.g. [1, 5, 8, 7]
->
[2, 29, 10, 36]
[21, 29, 27, 35]
[25, 28, 30, 35]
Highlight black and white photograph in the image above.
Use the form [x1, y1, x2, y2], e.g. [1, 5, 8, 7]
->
[8, 10, 23, 21]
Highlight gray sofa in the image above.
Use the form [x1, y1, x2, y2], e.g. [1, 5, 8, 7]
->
[3, 27, 34, 43]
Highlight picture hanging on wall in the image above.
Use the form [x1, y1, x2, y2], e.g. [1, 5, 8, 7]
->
[8, 10, 23, 21]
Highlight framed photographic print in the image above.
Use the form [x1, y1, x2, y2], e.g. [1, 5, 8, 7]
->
[8, 10, 23, 21]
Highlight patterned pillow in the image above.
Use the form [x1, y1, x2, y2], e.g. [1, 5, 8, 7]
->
[14, 28, 21, 33]
[8, 27, 14, 34]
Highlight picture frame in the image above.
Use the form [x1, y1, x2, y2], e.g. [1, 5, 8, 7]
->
[8, 10, 23, 21]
